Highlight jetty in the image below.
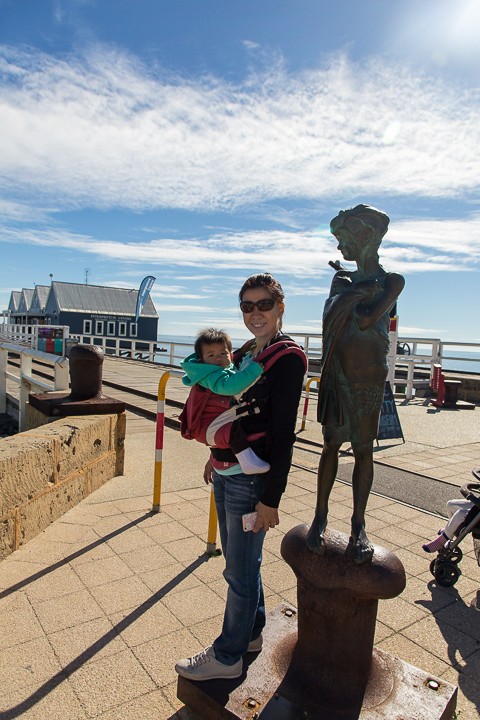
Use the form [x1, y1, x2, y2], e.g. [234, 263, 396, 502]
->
[1, 353, 479, 718]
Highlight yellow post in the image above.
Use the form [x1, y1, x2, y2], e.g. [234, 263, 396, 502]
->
[206, 485, 221, 555]
[152, 370, 170, 512]
[301, 376, 321, 431]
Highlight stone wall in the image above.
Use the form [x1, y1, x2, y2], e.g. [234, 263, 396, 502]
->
[0, 412, 126, 560]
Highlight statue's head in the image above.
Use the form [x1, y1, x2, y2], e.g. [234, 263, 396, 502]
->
[330, 205, 390, 258]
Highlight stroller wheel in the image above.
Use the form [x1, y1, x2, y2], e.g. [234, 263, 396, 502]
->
[429, 558, 437, 577]
[446, 546, 463, 564]
[434, 560, 461, 587]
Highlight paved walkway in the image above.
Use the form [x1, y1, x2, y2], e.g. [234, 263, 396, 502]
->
[1, 397, 479, 719]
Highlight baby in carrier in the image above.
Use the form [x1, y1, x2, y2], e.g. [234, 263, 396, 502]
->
[179, 328, 269, 475]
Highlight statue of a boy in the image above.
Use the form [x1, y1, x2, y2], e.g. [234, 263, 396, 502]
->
[306, 205, 405, 563]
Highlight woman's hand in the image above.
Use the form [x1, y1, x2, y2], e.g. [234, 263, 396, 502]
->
[253, 501, 279, 532]
[203, 459, 213, 485]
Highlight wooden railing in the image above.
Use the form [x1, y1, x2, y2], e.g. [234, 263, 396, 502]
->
[0, 342, 69, 431]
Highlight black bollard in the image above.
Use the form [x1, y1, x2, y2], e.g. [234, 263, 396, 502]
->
[68, 344, 104, 401]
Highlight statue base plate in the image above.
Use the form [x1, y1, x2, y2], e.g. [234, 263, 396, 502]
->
[177, 603, 457, 720]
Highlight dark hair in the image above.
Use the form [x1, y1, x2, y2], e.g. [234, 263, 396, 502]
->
[238, 273, 285, 304]
[194, 328, 233, 359]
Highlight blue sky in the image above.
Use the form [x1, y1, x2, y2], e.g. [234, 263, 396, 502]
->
[1, 0, 479, 342]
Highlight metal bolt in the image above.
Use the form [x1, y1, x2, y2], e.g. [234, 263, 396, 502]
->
[247, 699, 257, 708]
[427, 679, 440, 691]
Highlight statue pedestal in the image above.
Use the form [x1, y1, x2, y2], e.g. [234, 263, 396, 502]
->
[177, 526, 457, 720]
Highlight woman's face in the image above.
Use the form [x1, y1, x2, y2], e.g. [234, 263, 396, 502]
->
[240, 286, 284, 345]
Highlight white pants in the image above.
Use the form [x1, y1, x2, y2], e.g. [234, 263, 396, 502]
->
[444, 498, 474, 539]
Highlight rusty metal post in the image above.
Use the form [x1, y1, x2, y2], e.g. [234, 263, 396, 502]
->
[68, 344, 104, 400]
[260, 525, 406, 719]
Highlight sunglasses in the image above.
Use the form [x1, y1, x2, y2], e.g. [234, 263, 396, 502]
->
[239, 298, 276, 313]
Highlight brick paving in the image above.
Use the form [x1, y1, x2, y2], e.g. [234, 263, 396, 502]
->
[0, 393, 479, 718]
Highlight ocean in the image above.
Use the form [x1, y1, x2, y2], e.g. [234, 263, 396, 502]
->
[157, 335, 480, 375]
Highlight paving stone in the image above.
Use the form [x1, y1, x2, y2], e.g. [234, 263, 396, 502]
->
[0, 678, 88, 719]
[0, 636, 62, 692]
[34, 588, 105, 634]
[47, 616, 129, 665]
[67, 648, 156, 716]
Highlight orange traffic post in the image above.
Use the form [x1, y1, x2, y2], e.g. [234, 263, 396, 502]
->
[301, 376, 321, 431]
[152, 370, 170, 512]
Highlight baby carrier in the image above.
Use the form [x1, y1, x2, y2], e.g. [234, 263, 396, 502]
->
[179, 339, 307, 445]
[429, 467, 480, 587]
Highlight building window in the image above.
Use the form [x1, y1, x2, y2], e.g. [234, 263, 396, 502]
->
[95, 320, 104, 336]
[83, 320, 92, 335]
[119, 322, 127, 336]
[130, 323, 137, 337]
[107, 321, 115, 336]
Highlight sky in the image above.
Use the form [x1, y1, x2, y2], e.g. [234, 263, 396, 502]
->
[1, 0, 479, 343]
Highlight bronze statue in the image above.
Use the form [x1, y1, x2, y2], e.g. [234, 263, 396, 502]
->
[306, 205, 405, 563]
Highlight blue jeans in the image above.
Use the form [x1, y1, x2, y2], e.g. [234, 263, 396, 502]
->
[212, 469, 266, 665]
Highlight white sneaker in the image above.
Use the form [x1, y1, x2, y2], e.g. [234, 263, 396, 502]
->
[175, 645, 243, 681]
[246, 634, 263, 653]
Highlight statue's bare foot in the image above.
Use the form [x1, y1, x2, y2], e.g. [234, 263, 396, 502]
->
[306, 516, 327, 554]
[351, 527, 374, 564]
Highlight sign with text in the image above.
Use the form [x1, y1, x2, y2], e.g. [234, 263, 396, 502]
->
[377, 381, 404, 442]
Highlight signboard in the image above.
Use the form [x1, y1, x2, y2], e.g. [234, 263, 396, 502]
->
[36, 326, 66, 356]
[377, 381, 404, 442]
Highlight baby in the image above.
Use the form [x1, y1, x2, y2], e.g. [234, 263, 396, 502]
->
[180, 328, 269, 475]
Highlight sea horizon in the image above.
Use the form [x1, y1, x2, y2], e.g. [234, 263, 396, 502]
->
[157, 334, 480, 375]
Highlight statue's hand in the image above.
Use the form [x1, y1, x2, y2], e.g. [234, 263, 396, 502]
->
[331, 274, 352, 296]
[354, 278, 380, 300]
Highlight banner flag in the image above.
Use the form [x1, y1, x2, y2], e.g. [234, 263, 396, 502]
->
[135, 276, 156, 322]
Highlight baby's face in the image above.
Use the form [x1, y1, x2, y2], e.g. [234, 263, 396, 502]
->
[201, 342, 232, 368]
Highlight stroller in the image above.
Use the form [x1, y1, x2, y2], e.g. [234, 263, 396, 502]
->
[429, 467, 480, 587]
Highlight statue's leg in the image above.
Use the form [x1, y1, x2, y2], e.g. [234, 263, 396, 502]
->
[350, 442, 374, 564]
[306, 441, 341, 554]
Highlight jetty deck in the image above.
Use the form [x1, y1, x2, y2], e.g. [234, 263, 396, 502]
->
[98, 355, 480, 487]
[1, 356, 480, 718]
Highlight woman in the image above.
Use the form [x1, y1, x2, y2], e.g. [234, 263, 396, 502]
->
[175, 273, 306, 681]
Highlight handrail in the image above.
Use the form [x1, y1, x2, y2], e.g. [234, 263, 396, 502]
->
[0, 323, 165, 363]
[0, 342, 70, 430]
[69, 333, 162, 362]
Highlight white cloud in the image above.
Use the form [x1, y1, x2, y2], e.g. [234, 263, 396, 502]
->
[1, 45, 480, 213]
[1, 211, 479, 279]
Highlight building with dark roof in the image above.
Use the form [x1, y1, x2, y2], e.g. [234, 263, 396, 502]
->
[14, 288, 35, 324]
[6, 281, 159, 346]
[7, 291, 21, 316]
